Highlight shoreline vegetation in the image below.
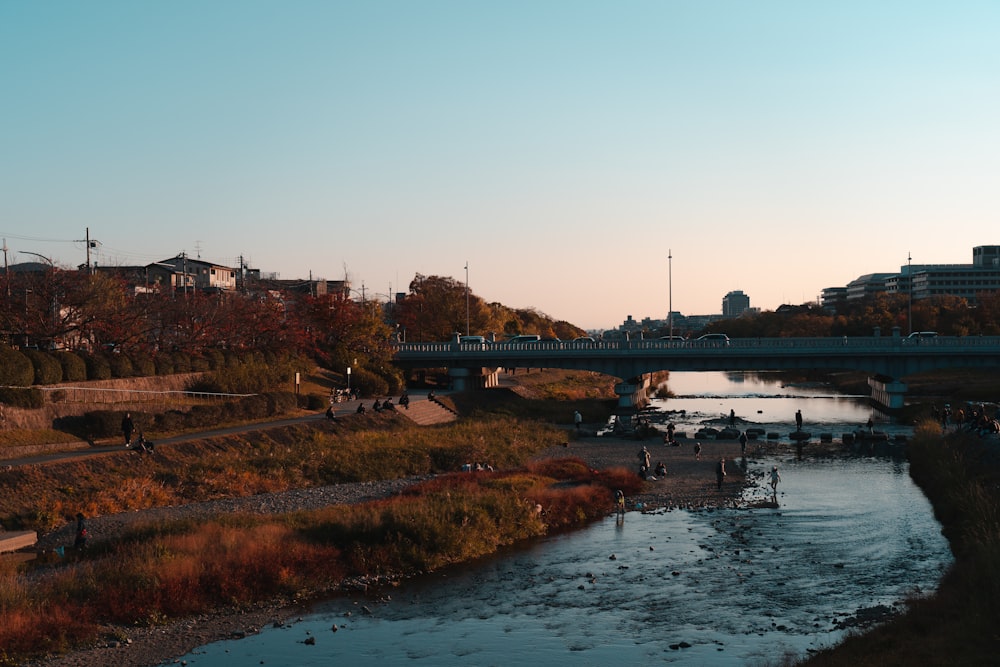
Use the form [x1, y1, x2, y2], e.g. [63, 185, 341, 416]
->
[1, 370, 997, 666]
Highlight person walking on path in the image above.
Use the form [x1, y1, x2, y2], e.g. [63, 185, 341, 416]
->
[574, 410, 582, 431]
[769, 465, 782, 494]
[121, 412, 135, 447]
[795, 409, 803, 432]
[716, 457, 727, 490]
[694, 441, 702, 460]
[739, 431, 748, 457]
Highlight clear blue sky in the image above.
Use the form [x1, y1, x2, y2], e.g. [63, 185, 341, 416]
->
[3, 1, 998, 330]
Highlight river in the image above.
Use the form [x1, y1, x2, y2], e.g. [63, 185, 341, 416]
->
[176, 372, 951, 666]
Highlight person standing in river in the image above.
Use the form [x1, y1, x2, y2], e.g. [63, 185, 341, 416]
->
[770, 466, 781, 495]
[739, 431, 748, 457]
[716, 457, 727, 490]
[795, 409, 803, 432]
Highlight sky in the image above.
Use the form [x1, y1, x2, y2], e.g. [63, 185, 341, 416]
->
[2, 1, 999, 330]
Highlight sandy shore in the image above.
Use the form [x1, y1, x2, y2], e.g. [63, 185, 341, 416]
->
[30, 434, 758, 667]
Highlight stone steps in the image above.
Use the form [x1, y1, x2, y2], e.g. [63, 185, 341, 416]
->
[398, 399, 457, 426]
[0, 530, 37, 553]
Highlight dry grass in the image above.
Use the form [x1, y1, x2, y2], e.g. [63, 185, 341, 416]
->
[0, 458, 629, 664]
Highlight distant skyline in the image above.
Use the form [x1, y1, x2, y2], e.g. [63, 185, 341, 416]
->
[3, 2, 998, 329]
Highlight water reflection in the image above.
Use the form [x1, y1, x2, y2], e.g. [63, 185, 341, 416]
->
[648, 371, 907, 440]
[179, 458, 951, 666]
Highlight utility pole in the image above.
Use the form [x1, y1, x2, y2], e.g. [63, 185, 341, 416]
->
[465, 261, 470, 336]
[668, 249, 673, 339]
[74, 228, 98, 273]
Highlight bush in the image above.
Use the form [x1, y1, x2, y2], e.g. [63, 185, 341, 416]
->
[23, 350, 63, 385]
[154, 409, 188, 432]
[130, 353, 156, 377]
[154, 355, 175, 375]
[303, 393, 326, 410]
[350, 367, 389, 398]
[231, 394, 271, 420]
[190, 355, 211, 372]
[55, 351, 87, 382]
[187, 404, 224, 428]
[77, 410, 149, 439]
[0, 347, 34, 386]
[81, 353, 112, 381]
[190, 356, 303, 394]
[107, 354, 135, 378]
[171, 352, 192, 373]
[264, 391, 297, 416]
[204, 349, 226, 370]
[0, 387, 44, 408]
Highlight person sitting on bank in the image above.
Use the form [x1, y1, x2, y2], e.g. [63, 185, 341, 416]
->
[356, 403, 366, 414]
[655, 461, 667, 477]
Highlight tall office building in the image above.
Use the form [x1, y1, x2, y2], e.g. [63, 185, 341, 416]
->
[722, 290, 750, 317]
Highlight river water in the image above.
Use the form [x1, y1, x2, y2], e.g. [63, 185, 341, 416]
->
[176, 373, 952, 666]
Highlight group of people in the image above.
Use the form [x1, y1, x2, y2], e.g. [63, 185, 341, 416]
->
[636, 446, 668, 480]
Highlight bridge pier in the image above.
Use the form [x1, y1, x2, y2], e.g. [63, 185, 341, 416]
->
[448, 367, 501, 392]
[869, 376, 908, 410]
[613, 376, 651, 429]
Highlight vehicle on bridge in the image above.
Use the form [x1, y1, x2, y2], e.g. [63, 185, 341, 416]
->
[505, 334, 541, 344]
[659, 335, 687, 344]
[696, 333, 730, 345]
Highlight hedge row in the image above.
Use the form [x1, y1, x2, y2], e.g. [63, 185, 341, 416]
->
[0, 346, 245, 388]
[52, 392, 299, 440]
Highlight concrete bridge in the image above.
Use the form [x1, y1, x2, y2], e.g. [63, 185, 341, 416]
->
[392, 331, 1000, 410]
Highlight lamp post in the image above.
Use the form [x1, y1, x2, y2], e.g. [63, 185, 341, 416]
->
[19, 251, 53, 268]
[907, 252, 912, 335]
[668, 249, 673, 339]
[464, 261, 470, 336]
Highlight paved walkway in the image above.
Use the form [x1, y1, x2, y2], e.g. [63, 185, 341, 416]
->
[1, 391, 454, 468]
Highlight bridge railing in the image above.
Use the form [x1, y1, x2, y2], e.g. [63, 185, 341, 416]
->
[393, 335, 1000, 354]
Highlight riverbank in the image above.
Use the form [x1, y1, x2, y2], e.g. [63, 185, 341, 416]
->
[25, 431, 751, 667]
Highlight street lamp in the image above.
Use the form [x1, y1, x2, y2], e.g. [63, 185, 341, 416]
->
[19, 251, 54, 267]
[668, 249, 673, 339]
[907, 252, 912, 335]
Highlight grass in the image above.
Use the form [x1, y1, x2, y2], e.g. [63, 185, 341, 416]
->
[0, 456, 635, 664]
[0, 371, 630, 663]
